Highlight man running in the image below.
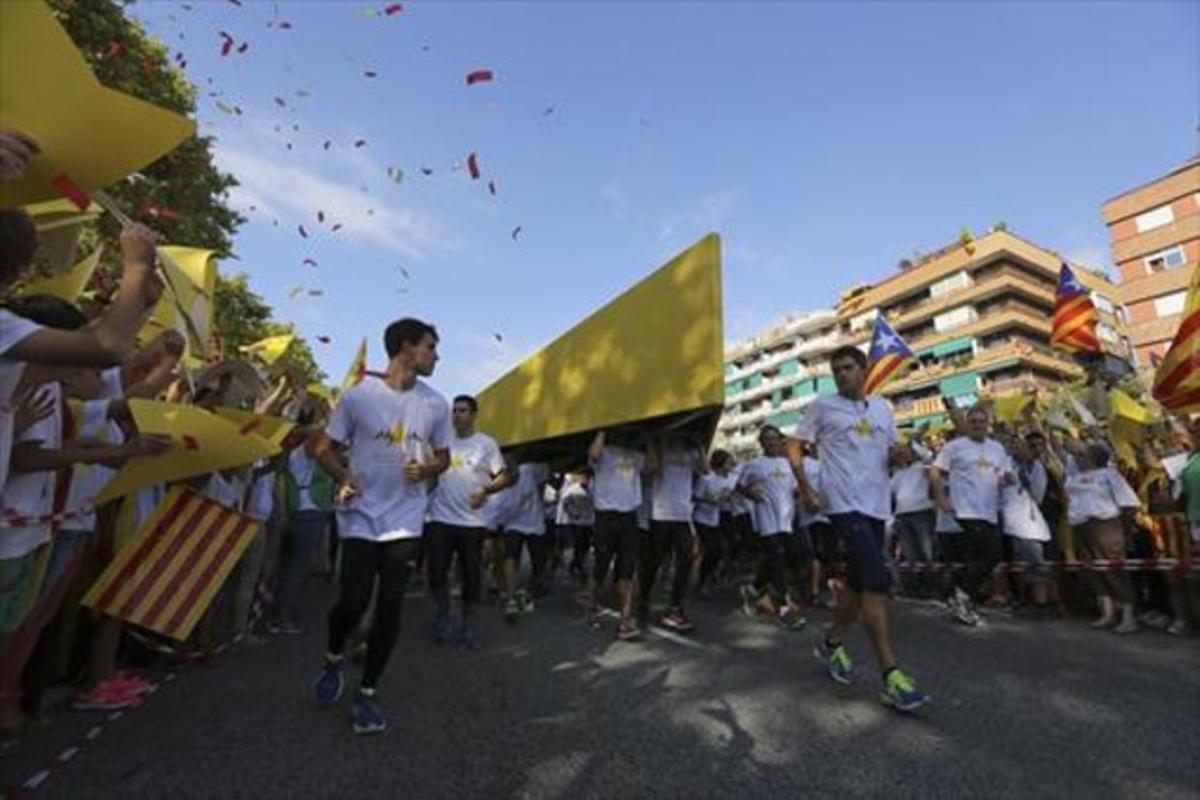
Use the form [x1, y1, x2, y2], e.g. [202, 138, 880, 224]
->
[426, 395, 511, 648]
[639, 435, 706, 632]
[501, 460, 553, 621]
[794, 345, 929, 712]
[587, 430, 646, 640]
[312, 318, 451, 735]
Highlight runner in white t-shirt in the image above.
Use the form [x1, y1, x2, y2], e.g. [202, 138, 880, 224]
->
[694, 450, 737, 598]
[638, 436, 705, 633]
[586, 430, 647, 640]
[425, 394, 511, 647]
[793, 345, 928, 712]
[312, 318, 451, 736]
[559, 471, 595, 583]
[500, 461, 552, 622]
[930, 406, 1015, 626]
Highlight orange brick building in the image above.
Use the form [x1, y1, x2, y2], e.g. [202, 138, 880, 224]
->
[1101, 158, 1200, 363]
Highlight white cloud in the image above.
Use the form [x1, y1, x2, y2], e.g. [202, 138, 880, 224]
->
[659, 189, 737, 241]
[214, 146, 456, 260]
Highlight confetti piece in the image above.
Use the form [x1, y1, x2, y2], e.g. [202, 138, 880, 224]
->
[384, 3, 403, 15]
[298, 225, 309, 238]
[303, 258, 317, 266]
[493, 333, 503, 343]
[354, 140, 367, 148]
[288, 287, 302, 298]
[317, 210, 325, 223]
[237, 42, 249, 54]
[297, 89, 311, 97]
[323, 140, 331, 150]
[387, 167, 404, 183]
[367, 209, 375, 215]
[317, 336, 331, 344]
[218, 31, 234, 56]
[308, 289, 324, 297]
[227, 0, 243, 6]
[543, 106, 555, 116]
[331, 224, 343, 232]
[51, 173, 90, 211]
[364, 70, 377, 78]
[399, 266, 410, 278]
[511, 225, 522, 241]
[466, 69, 494, 86]
[420, 167, 433, 176]
[488, 180, 497, 196]
[362, 7, 379, 18]
[467, 152, 480, 180]
[274, 96, 287, 107]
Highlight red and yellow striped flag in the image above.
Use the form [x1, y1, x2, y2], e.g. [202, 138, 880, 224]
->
[1050, 263, 1100, 354]
[82, 487, 260, 641]
[1153, 266, 1200, 414]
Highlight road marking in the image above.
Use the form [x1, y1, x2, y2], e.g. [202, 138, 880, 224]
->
[23, 769, 50, 789]
[57, 747, 79, 763]
[594, 607, 707, 651]
[85, 725, 104, 740]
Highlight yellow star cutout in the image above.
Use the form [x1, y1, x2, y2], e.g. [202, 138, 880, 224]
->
[853, 418, 873, 437]
[388, 422, 407, 446]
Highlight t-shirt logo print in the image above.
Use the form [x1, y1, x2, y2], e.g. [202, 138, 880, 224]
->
[853, 417, 873, 438]
[374, 422, 407, 447]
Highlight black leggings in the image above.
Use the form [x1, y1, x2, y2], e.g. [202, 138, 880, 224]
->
[639, 521, 694, 609]
[426, 522, 484, 606]
[568, 525, 593, 569]
[327, 538, 420, 690]
[594, 510, 640, 583]
[944, 519, 1003, 601]
[504, 532, 553, 590]
[752, 533, 808, 606]
[696, 523, 724, 588]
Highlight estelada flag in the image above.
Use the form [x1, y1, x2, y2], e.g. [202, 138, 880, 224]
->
[1050, 263, 1100, 354]
[863, 315, 916, 396]
[82, 487, 259, 641]
[1153, 265, 1200, 414]
[340, 337, 368, 393]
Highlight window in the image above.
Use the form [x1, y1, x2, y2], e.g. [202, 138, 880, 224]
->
[1145, 245, 1187, 274]
[781, 386, 794, 401]
[849, 309, 875, 333]
[1135, 205, 1174, 233]
[1091, 292, 1115, 314]
[1097, 322, 1118, 344]
[1155, 291, 1187, 317]
[933, 305, 977, 333]
[929, 270, 971, 299]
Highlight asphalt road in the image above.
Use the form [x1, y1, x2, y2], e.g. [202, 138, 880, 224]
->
[4, 571, 1198, 799]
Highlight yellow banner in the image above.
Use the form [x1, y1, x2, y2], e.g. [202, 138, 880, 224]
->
[139, 246, 217, 357]
[21, 245, 102, 302]
[0, 1, 196, 207]
[211, 407, 295, 452]
[475, 234, 724, 447]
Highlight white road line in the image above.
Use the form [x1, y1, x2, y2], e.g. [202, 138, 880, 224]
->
[57, 746, 80, 763]
[594, 607, 707, 651]
[107, 710, 124, 722]
[85, 725, 104, 740]
[23, 769, 50, 789]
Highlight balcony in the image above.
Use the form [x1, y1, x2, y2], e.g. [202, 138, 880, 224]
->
[883, 340, 1082, 398]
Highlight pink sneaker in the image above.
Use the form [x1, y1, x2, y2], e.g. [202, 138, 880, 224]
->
[110, 673, 155, 696]
[72, 682, 141, 711]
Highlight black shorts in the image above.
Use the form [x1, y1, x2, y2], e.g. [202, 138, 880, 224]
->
[828, 512, 891, 594]
[594, 510, 640, 580]
[809, 521, 841, 565]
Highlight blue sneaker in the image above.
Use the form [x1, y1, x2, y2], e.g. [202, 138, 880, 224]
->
[880, 668, 930, 712]
[813, 639, 854, 685]
[352, 689, 386, 735]
[432, 603, 452, 643]
[314, 659, 344, 705]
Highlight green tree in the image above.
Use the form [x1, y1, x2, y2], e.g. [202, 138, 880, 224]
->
[215, 274, 324, 383]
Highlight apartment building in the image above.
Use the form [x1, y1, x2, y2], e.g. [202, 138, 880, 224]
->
[835, 229, 1130, 428]
[715, 310, 843, 456]
[1101, 157, 1200, 363]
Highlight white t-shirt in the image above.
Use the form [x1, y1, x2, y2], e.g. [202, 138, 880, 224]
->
[891, 463, 932, 515]
[0, 382, 61, 560]
[637, 474, 652, 530]
[0, 310, 41, 498]
[590, 445, 645, 513]
[428, 431, 505, 528]
[796, 457, 830, 527]
[483, 484, 519, 531]
[794, 393, 895, 521]
[651, 443, 702, 523]
[62, 399, 121, 532]
[557, 478, 595, 526]
[737, 456, 798, 537]
[506, 462, 551, 535]
[1065, 467, 1141, 526]
[326, 376, 451, 541]
[693, 472, 735, 528]
[933, 437, 1013, 524]
[1001, 484, 1051, 541]
[204, 470, 248, 510]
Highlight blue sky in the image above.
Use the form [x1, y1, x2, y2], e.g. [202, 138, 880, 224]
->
[131, 1, 1198, 398]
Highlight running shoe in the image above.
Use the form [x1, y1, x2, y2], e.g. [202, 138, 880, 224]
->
[504, 598, 520, 624]
[314, 660, 345, 705]
[661, 609, 695, 633]
[433, 603, 452, 643]
[778, 608, 808, 631]
[110, 673, 155, 696]
[616, 619, 641, 641]
[349, 641, 369, 663]
[1166, 619, 1188, 637]
[518, 590, 536, 615]
[880, 668, 930, 712]
[586, 608, 602, 629]
[351, 689, 386, 735]
[72, 683, 141, 711]
[739, 584, 759, 617]
[813, 639, 854, 685]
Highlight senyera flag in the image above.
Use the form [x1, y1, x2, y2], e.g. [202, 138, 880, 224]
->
[1153, 265, 1200, 414]
[1050, 263, 1100, 354]
[864, 314, 916, 396]
[82, 488, 260, 642]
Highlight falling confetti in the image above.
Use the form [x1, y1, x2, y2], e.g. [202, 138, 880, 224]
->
[511, 226, 522, 241]
[420, 167, 434, 176]
[274, 96, 287, 107]
[354, 140, 367, 148]
[493, 333, 503, 343]
[308, 290, 324, 297]
[364, 70, 377, 78]
[288, 287, 302, 299]
[399, 266, 410, 279]
[298, 225, 309, 238]
[488, 181, 497, 196]
[543, 106, 555, 116]
[317, 336, 331, 344]
[384, 3, 403, 15]
[215, 101, 243, 115]
[227, 0, 243, 6]
[465, 69, 494, 86]
[467, 152, 480, 180]
[237, 42, 249, 54]
[323, 140, 331, 150]
[218, 32, 234, 56]
[331, 224, 343, 232]
[387, 167, 404, 183]
[317, 211, 325, 223]
[303, 258, 317, 267]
